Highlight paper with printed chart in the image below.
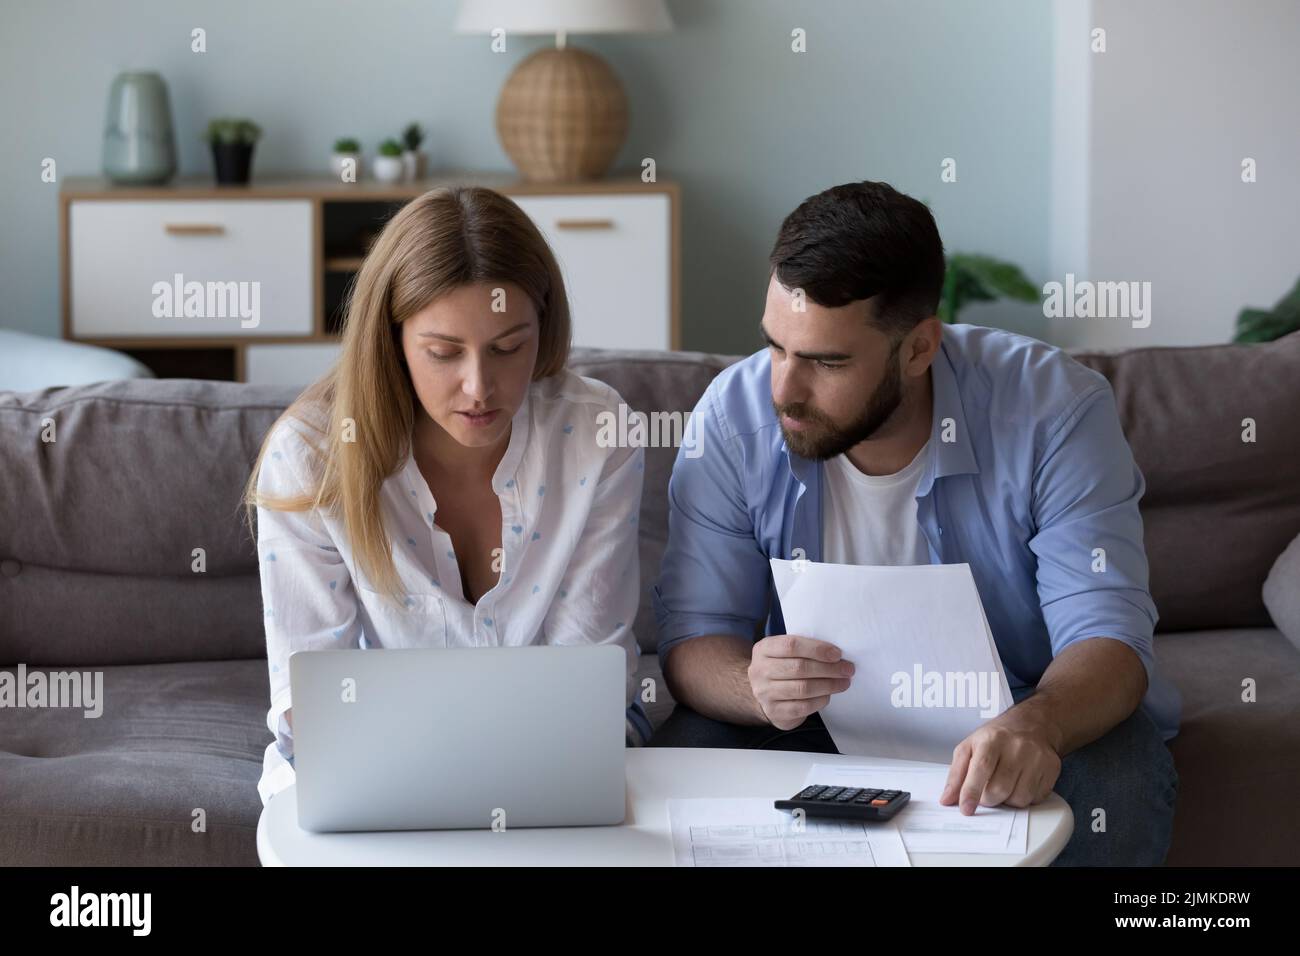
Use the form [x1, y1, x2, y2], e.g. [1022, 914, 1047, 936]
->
[668, 798, 911, 867]
[770, 559, 1014, 764]
[803, 763, 1027, 855]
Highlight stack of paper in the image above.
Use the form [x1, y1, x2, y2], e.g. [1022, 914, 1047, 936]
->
[803, 763, 1028, 855]
[667, 798, 912, 867]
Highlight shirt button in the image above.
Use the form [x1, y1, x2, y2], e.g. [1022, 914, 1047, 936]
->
[938, 527, 944, 535]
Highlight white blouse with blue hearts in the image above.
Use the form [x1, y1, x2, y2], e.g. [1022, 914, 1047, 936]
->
[255, 368, 648, 805]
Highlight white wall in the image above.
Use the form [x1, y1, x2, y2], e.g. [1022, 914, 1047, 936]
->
[1055, 0, 1300, 349]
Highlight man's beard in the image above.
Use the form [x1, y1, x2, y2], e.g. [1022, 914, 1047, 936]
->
[773, 349, 904, 461]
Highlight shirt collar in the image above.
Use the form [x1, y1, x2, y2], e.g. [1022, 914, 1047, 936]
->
[491, 387, 530, 494]
[915, 333, 979, 498]
[399, 387, 532, 516]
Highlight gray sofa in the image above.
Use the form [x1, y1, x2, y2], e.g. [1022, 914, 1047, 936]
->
[2, 336, 1298, 866]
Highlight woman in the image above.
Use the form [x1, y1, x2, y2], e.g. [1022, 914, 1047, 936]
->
[243, 186, 649, 806]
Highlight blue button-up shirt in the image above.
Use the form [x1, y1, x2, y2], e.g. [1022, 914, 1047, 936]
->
[653, 323, 1181, 742]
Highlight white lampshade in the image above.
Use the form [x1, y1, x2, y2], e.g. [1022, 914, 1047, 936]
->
[455, 0, 673, 36]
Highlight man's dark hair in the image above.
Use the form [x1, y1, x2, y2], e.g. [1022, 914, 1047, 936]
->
[768, 180, 946, 337]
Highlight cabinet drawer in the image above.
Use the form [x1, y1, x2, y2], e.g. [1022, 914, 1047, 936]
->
[70, 200, 313, 337]
[511, 194, 670, 350]
[244, 343, 342, 386]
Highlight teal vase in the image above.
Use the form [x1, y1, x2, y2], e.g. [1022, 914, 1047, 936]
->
[102, 71, 177, 185]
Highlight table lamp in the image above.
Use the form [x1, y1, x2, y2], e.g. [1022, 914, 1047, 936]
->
[456, 0, 674, 182]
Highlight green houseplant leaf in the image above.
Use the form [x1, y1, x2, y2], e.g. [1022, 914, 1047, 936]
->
[202, 118, 261, 146]
[938, 253, 1040, 323]
[1233, 275, 1300, 343]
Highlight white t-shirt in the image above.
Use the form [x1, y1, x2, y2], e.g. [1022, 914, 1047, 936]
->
[254, 369, 646, 805]
[820, 440, 932, 567]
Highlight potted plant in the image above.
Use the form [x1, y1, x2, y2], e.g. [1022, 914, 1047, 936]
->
[401, 122, 426, 182]
[330, 137, 362, 182]
[202, 118, 260, 185]
[938, 253, 1040, 323]
[374, 138, 405, 184]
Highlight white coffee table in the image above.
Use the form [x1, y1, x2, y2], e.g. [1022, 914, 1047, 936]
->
[257, 747, 1073, 866]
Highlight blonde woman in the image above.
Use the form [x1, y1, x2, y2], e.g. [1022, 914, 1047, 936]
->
[244, 187, 649, 806]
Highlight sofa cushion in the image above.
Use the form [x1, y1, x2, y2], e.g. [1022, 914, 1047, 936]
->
[0, 379, 301, 666]
[1263, 533, 1300, 653]
[0, 329, 153, 390]
[569, 348, 744, 652]
[0, 659, 267, 865]
[1074, 332, 1300, 631]
[1155, 627, 1300, 865]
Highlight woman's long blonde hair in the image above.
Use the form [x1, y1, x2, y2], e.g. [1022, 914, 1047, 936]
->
[242, 186, 572, 605]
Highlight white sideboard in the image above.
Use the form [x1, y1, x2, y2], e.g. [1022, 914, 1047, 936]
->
[60, 174, 680, 386]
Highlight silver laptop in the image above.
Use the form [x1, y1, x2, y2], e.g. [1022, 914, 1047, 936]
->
[289, 644, 627, 833]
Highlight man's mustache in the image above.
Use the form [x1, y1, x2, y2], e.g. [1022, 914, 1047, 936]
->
[774, 402, 833, 427]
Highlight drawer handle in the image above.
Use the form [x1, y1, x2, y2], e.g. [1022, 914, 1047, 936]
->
[164, 223, 226, 236]
[555, 218, 614, 231]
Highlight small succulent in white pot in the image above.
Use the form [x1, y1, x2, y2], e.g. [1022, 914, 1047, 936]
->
[374, 138, 405, 184]
[401, 123, 426, 182]
[330, 137, 361, 182]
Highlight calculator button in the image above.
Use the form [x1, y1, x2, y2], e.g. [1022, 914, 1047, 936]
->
[819, 787, 843, 799]
[870, 798, 889, 806]
[852, 795, 872, 803]
[835, 791, 858, 802]
[797, 786, 825, 799]
[840, 788, 862, 799]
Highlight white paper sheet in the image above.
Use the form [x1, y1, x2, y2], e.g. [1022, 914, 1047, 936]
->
[804, 763, 1028, 855]
[667, 798, 912, 867]
[770, 559, 1015, 764]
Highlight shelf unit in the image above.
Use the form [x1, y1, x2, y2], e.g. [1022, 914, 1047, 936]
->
[60, 172, 680, 384]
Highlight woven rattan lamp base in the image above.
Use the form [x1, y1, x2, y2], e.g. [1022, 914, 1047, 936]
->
[495, 46, 629, 183]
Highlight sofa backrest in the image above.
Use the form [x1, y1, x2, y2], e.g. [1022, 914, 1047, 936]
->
[1072, 332, 1300, 631]
[566, 348, 742, 652]
[1, 335, 1296, 666]
[0, 378, 300, 666]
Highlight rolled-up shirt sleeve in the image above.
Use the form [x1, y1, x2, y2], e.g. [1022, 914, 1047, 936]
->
[256, 419, 360, 759]
[652, 386, 769, 662]
[1027, 384, 1159, 692]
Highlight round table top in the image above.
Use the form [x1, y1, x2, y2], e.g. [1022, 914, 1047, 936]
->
[258, 746, 1074, 866]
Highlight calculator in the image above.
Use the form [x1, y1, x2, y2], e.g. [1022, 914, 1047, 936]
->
[775, 784, 911, 821]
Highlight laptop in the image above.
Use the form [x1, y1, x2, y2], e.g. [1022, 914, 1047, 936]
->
[289, 644, 627, 832]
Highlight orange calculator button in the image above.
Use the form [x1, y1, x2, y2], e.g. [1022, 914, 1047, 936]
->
[870, 798, 889, 806]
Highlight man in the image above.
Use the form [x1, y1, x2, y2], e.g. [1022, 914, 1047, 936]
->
[650, 181, 1181, 866]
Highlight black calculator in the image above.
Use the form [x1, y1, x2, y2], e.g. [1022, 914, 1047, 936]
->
[775, 784, 911, 821]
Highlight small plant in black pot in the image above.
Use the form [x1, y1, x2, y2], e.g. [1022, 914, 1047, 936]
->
[202, 118, 261, 185]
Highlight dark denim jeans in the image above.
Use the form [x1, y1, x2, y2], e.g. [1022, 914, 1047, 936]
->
[648, 683, 1178, 866]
